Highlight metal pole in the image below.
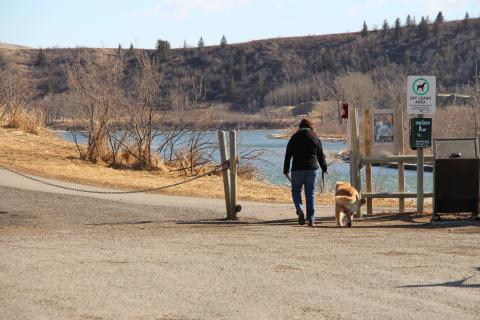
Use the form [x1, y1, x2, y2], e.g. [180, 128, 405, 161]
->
[218, 131, 231, 219]
[364, 108, 373, 215]
[395, 108, 405, 213]
[417, 114, 424, 215]
[229, 130, 238, 220]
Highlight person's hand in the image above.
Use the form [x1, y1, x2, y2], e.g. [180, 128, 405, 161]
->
[323, 170, 328, 174]
[284, 173, 291, 182]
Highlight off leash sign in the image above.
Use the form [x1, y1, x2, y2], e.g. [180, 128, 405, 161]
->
[407, 76, 436, 114]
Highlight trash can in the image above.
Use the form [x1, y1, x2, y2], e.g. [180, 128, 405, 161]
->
[433, 138, 480, 220]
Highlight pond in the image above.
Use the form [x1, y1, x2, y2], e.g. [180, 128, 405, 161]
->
[56, 129, 433, 193]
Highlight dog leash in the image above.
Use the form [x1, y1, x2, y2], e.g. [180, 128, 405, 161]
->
[320, 171, 326, 193]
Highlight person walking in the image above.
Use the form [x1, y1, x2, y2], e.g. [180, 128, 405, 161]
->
[283, 119, 328, 227]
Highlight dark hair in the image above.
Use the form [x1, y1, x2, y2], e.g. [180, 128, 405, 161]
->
[298, 118, 314, 131]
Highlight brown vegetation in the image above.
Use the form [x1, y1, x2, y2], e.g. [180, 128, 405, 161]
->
[0, 126, 305, 203]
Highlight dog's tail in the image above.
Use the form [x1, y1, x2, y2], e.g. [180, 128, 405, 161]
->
[335, 195, 356, 205]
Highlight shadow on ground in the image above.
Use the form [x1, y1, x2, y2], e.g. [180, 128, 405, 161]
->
[177, 212, 480, 229]
[398, 268, 480, 289]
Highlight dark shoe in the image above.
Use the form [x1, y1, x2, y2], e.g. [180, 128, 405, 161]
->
[347, 221, 352, 228]
[308, 220, 315, 227]
[297, 211, 305, 225]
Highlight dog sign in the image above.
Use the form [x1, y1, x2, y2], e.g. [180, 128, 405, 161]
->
[407, 76, 436, 114]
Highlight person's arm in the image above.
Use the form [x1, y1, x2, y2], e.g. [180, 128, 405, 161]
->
[316, 137, 328, 173]
[283, 138, 293, 175]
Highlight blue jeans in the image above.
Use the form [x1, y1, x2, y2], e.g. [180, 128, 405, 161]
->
[291, 169, 319, 222]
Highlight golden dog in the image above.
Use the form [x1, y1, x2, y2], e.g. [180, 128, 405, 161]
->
[335, 182, 366, 227]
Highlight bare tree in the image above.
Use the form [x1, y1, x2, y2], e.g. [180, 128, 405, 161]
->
[65, 51, 126, 163]
[120, 51, 163, 169]
[337, 73, 376, 110]
[0, 64, 32, 123]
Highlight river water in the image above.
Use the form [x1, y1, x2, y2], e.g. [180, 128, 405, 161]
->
[57, 129, 433, 193]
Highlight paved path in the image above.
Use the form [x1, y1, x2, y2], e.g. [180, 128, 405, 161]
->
[0, 167, 333, 221]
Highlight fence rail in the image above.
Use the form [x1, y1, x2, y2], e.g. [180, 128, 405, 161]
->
[362, 192, 433, 199]
[362, 155, 433, 164]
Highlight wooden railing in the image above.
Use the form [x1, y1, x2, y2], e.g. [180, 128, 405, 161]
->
[349, 108, 432, 215]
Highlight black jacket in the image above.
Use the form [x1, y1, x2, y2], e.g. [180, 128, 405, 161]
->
[283, 129, 327, 174]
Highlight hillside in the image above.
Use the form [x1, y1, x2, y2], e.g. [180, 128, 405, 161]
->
[0, 42, 32, 49]
[1, 17, 479, 114]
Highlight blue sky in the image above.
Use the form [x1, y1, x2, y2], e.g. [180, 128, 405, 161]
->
[1, 0, 479, 49]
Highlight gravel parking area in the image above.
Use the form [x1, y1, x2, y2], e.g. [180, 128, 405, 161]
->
[1, 184, 479, 320]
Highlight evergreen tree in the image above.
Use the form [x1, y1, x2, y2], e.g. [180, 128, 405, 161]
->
[155, 39, 171, 62]
[382, 19, 389, 32]
[406, 14, 413, 33]
[220, 35, 227, 48]
[433, 11, 444, 36]
[361, 21, 369, 37]
[117, 44, 122, 58]
[435, 11, 444, 24]
[417, 16, 429, 39]
[406, 14, 412, 27]
[198, 37, 205, 49]
[35, 48, 46, 66]
[463, 12, 470, 30]
[128, 43, 134, 57]
[382, 19, 389, 38]
[394, 18, 402, 41]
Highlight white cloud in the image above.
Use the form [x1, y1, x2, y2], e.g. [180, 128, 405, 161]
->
[346, 5, 360, 18]
[423, 0, 469, 13]
[131, 0, 251, 19]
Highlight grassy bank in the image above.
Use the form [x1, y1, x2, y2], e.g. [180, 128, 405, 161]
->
[0, 127, 332, 204]
[0, 126, 425, 210]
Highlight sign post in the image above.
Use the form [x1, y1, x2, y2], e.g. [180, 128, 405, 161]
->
[407, 76, 436, 215]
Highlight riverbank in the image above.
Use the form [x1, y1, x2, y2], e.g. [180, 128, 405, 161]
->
[0, 127, 422, 209]
[0, 127, 315, 204]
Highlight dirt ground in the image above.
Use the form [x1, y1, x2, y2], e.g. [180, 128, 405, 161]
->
[1, 183, 479, 320]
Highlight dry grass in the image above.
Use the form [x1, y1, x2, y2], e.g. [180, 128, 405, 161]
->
[5, 105, 45, 135]
[0, 127, 305, 203]
[0, 127, 422, 210]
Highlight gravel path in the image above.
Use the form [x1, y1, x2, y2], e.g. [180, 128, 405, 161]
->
[1, 169, 479, 320]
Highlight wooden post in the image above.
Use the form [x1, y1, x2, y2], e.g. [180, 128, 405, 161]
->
[353, 108, 361, 192]
[416, 114, 424, 215]
[218, 131, 231, 219]
[395, 109, 405, 213]
[229, 130, 238, 220]
[364, 109, 373, 215]
[349, 112, 356, 186]
[350, 108, 362, 216]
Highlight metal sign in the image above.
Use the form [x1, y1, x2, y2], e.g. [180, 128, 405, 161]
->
[407, 76, 436, 114]
[410, 118, 432, 149]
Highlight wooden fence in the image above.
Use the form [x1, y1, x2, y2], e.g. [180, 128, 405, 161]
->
[349, 108, 432, 215]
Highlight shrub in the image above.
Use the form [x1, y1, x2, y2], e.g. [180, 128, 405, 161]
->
[5, 104, 45, 135]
